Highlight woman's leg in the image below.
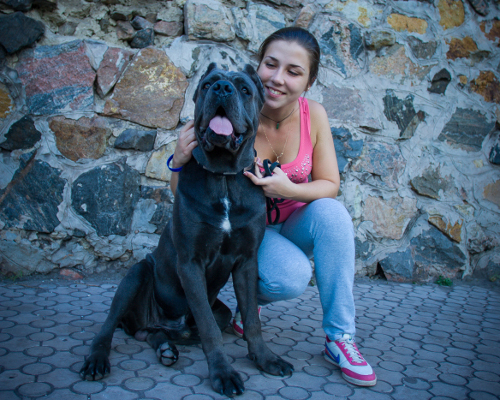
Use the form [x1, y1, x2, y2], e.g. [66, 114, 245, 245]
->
[279, 198, 356, 340]
[256, 226, 312, 305]
[260, 199, 376, 386]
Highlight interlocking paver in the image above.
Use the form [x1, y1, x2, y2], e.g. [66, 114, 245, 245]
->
[1, 278, 499, 399]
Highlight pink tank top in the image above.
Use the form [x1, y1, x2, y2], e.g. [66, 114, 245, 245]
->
[266, 97, 313, 224]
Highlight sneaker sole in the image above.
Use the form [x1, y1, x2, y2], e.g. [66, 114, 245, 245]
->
[232, 323, 244, 338]
[342, 372, 377, 387]
[324, 352, 377, 387]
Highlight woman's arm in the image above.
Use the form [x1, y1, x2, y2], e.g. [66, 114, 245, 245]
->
[169, 120, 197, 196]
[244, 100, 340, 202]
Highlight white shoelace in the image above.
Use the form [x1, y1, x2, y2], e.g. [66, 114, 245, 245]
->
[338, 334, 364, 363]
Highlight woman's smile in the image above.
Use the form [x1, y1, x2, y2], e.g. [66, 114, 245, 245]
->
[257, 40, 311, 114]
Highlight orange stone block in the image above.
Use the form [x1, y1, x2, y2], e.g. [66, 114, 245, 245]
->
[446, 37, 478, 60]
[0, 83, 13, 119]
[471, 71, 500, 104]
[483, 179, 500, 208]
[428, 216, 462, 242]
[480, 19, 500, 43]
[438, 0, 465, 30]
[387, 13, 428, 34]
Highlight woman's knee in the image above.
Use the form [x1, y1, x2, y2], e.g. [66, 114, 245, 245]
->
[308, 198, 354, 233]
[258, 253, 312, 303]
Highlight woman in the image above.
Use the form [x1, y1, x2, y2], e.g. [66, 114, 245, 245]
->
[169, 27, 376, 387]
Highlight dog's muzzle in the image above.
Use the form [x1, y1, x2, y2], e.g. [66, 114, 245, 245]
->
[200, 113, 245, 152]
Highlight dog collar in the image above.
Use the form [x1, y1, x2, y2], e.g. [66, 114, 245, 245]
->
[194, 157, 254, 175]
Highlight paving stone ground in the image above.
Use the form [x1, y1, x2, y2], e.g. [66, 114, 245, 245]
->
[0, 276, 499, 400]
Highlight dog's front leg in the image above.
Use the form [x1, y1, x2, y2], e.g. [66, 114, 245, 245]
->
[80, 259, 152, 381]
[178, 263, 245, 397]
[232, 261, 294, 377]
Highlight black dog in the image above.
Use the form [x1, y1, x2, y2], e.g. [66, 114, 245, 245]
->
[80, 63, 293, 397]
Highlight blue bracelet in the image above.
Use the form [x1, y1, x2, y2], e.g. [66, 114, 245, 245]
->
[167, 155, 183, 172]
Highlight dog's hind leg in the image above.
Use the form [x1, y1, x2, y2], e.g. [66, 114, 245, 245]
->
[80, 257, 154, 381]
[145, 331, 180, 366]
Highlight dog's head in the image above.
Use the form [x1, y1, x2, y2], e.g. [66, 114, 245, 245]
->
[191, 63, 264, 174]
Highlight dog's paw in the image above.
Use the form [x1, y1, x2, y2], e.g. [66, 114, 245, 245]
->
[79, 351, 111, 381]
[251, 353, 294, 377]
[156, 342, 179, 366]
[211, 368, 245, 398]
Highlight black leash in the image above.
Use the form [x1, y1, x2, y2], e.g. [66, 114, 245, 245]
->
[263, 159, 285, 225]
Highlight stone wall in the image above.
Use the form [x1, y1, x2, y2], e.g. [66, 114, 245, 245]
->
[0, 0, 499, 282]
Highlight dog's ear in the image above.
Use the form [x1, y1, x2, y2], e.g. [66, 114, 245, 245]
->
[243, 64, 265, 109]
[193, 62, 218, 102]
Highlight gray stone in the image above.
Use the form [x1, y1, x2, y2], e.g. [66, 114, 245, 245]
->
[71, 160, 141, 237]
[266, 0, 301, 6]
[0, 152, 65, 233]
[0, 0, 33, 12]
[154, 21, 183, 37]
[355, 237, 373, 265]
[381, 226, 467, 282]
[0, 115, 41, 151]
[130, 28, 154, 49]
[413, 226, 467, 280]
[489, 142, 500, 165]
[232, 3, 285, 53]
[99, 19, 112, 34]
[349, 23, 363, 61]
[331, 127, 364, 173]
[438, 108, 496, 152]
[114, 129, 157, 151]
[380, 248, 415, 281]
[140, 186, 174, 233]
[116, 20, 135, 41]
[0, 12, 44, 54]
[322, 85, 381, 130]
[364, 30, 396, 50]
[410, 166, 453, 200]
[383, 90, 425, 140]
[473, 259, 500, 281]
[185, 0, 235, 42]
[467, 0, 488, 16]
[429, 69, 452, 94]
[351, 141, 405, 188]
[59, 21, 77, 36]
[131, 16, 154, 31]
[407, 36, 438, 59]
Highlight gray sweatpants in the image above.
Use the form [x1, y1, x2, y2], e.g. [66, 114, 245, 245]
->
[257, 198, 356, 341]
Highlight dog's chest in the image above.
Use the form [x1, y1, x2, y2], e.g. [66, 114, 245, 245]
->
[220, 197, 232, 233]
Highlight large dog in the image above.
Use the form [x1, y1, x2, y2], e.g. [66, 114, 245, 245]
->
[80, 63, 293, 397]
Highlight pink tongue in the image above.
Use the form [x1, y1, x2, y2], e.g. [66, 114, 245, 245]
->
[209, 116, 233, 136]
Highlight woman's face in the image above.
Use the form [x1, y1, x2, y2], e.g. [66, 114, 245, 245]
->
[257, 40, 311, 110]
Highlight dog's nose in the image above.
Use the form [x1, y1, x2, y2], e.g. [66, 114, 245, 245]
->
[212, 81, 233, 96]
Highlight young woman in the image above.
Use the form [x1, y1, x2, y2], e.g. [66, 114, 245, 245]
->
[169, 27, 376, 387]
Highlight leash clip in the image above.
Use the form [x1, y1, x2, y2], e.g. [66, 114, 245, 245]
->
[263, 159, 285, 225]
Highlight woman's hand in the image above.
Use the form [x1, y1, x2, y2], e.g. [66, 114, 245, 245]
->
[244, 160, 296, 199]
[172, 120, 197, 169]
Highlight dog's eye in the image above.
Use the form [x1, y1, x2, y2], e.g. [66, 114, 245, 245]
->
[203, 83, 211, 90]
[241, 87, 249, 94]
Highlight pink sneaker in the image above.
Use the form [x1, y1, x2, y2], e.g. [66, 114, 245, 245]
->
[325, 334, 377, 386]
[232, 306, 262, 338]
